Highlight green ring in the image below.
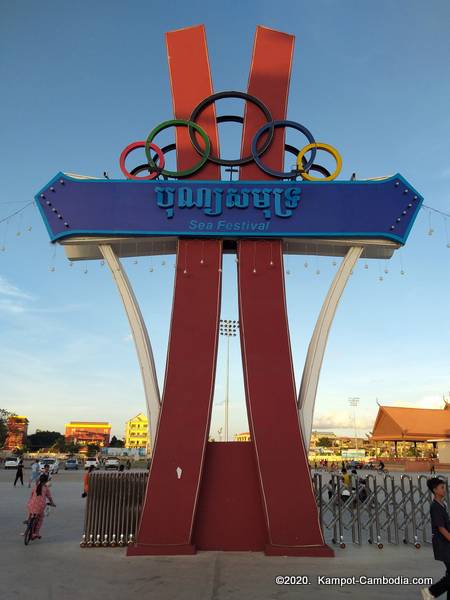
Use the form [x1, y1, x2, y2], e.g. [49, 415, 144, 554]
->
[145, 119, 211, 178]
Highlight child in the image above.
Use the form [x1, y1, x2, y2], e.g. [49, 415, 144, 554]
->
[27, 474, 56, 540]
[421, 477, 450, 599]
[28, 459, 40, 488]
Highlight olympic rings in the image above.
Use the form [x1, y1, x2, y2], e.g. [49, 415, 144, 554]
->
[251, 120, 317, 179]
[119, 91, 343, 181]
[119, 141, 165, 180]
[145, 119, 210, 178]
[189, 91, 274, 166]
[296, 143, 342, 181]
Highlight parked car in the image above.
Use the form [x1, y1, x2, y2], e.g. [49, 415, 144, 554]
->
[39, 457, 59, 474]
[104, 457, 120, 470]
[4, 456, 19, 469]
[84, 457, 100, 470]
[64, 458, 80, 470]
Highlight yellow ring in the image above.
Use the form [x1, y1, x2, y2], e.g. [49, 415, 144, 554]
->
[296, 142, 342, 181]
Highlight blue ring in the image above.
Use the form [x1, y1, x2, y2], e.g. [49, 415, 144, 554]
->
[251, 120, 317, 179]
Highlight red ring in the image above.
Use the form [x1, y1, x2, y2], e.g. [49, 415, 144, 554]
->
[119, 141, 165, 180]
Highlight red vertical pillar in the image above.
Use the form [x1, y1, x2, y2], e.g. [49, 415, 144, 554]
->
[238, 27, 332, 556]
[129, 25, 222, 556]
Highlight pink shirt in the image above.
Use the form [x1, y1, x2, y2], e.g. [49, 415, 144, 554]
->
[27, 484, 53, 515]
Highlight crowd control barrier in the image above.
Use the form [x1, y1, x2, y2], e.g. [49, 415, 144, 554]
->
[80, 470, 448, 550]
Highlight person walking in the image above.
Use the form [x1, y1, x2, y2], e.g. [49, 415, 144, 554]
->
[26, 474, 55, 540]
[14, 458, 24, 486]
[28, 459, 40, 488]
[342, 467, 351, 489]
[421, 477, 450, 599]
[82, 465, 95, 498]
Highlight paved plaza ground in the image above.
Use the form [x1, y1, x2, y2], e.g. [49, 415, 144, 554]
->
[0, 467, 445, 600]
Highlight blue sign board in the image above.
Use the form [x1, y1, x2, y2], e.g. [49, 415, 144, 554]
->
[35, 173, 423, 245]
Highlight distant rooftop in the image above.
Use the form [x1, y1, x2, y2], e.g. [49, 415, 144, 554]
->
[371, 405, 450, 442]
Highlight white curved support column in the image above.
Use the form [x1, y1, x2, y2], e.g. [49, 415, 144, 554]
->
[99, 244, 161, 446]
[298, 246, 363, 450]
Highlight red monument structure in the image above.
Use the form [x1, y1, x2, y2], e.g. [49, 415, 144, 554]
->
[35, 24, 423, 556]
[123, 25, 330, 557]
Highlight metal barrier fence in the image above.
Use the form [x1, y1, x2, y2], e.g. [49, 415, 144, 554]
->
[80, 471, 148, 547]
[313, 472, 449, 550]
[80, 470, 448, 549]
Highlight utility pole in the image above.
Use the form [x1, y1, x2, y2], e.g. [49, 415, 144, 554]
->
[348, 397, 360, 450]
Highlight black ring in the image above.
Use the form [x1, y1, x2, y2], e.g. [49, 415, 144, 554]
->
[189, 91, 274, 167]
[285, 144, 331, 178]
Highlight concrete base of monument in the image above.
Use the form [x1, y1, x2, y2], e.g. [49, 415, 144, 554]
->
[265, 544, 335, 557]
[131, 443, 329, 557]
[127, 544, 334, 557]
[127, 544, 196, 556]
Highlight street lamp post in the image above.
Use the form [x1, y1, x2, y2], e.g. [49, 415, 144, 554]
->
[348, 397, 360, 450]
[219, 319, 239, 442]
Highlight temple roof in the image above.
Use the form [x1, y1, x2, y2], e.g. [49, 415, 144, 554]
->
[371, 405, 450, 441]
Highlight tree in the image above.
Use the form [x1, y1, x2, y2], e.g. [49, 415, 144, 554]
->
[87, 444, 101, 457]
[27, 431, 64, 451]
[52, 436, 67, 453]
[317, 437, 334, 448]
[109, 436, 125, 448]
[67, 442, 81, 454]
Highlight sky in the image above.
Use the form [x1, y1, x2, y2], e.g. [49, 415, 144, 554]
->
[1, 0, 450, 440]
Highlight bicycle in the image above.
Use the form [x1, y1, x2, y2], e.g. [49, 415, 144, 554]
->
[23, 503, 54, 545]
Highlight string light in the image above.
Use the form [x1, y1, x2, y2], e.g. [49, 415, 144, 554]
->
[427, 210, 434, 236]
[2, 200, 450, 280]
[16, 213, 23, 237]
[49, 244, 57, 272]
[443, 216, 450, 249]
[0, 202, 33, 225]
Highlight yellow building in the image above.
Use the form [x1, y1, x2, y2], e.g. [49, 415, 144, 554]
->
[125, 413, 150, 450]
[234, 432, 251, 442]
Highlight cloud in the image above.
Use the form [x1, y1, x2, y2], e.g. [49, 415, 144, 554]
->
[0, 298, 27, 314]
[386, 395, 445, 410]
[0, 275, 34, 300]
[0, 275, 83, 318]
[313, 411, 376, 431]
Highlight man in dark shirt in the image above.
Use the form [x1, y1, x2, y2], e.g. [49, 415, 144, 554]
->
[13, 458, 24, 486]
[422, 477, 450, 599]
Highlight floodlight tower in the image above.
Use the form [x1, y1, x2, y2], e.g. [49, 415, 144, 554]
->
[348, 397, 360, 450]
[219, 319, 239, 442]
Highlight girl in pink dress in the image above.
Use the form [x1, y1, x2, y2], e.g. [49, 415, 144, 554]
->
[27, 474, 55, 539]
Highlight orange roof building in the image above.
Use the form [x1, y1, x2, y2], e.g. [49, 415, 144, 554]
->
[371, 404, 450, 442]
